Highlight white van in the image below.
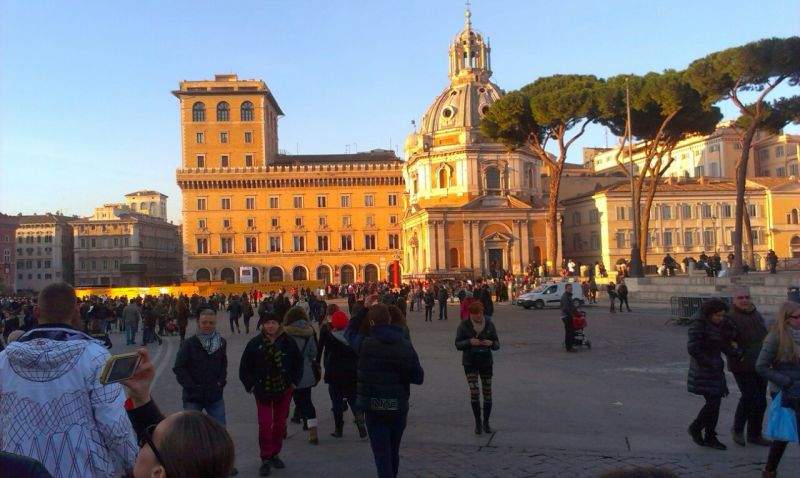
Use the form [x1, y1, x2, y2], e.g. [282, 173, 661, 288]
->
[517, 281, 584, 309]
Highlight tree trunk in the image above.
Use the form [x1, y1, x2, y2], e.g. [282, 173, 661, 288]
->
[743, 200, 755, 268]
[732, 126, 757, 276]
[546, 166, 562, 276]
[639, 178, 659, 267]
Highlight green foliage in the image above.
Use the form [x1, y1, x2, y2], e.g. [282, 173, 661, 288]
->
[600, 70, 721, 144]
[686, 37, 800, 104]
[736, 96, 800, 133]
[521, 74, 604, 136]
[479, 91, 538, 150]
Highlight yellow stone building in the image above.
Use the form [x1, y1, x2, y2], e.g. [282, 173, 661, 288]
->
[401, 9, 550, 278]
[560, 177, 800, 271]
[174, 75, 405, 284]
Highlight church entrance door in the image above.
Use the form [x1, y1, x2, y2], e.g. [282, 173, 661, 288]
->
[488, 248, 503, 278]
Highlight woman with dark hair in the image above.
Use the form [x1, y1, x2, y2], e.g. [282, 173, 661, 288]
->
[455, 301, 499, 435]
[756, 301, 800, 477]
[284, 307, 321, 444]
[357, 303, 424, 478]
[388, 305, 411, 342]
[687, 298, 738, 450]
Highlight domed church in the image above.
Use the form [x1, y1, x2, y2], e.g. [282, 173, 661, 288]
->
[401, 7, 554, 279]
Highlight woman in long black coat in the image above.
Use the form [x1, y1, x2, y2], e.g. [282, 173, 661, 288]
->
[687, 298, 739, 450]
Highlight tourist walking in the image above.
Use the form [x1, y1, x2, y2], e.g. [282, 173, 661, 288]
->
[357, 303, 424, 478]
[725, 287, 771, 447]
[284, 307, 321, 444]
[437, 285, 449, 320]
[177, 296, 190, 342]
[606, 281, 617, 313]
[123, 298, 142, 345]
[478, 281, 495, 322]
[617, 280, 631, 312]
[755, 301, 800, 477]
[240, 312, 303, 476]
[227, 296, 242, 334]
[455, 301, 499, 435]
[243, 297, 255, 334]
[766, 250, 779, 274]
[423, 289, 435, 322]
[560, 283, 578, 352]
[318, 310, 368, 438]
[687, 298, 738, 450]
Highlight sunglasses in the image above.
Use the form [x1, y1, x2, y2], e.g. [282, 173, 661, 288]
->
[139, 424, 165, 466]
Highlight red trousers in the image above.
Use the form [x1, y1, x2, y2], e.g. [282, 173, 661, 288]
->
[256, 388, 294, 459]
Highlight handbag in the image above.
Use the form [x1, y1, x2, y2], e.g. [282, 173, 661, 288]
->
[301, 336, 322, 385]
[766, 392, 800, 442]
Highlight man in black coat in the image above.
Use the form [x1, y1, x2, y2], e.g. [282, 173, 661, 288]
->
[173, 309, 229, 425]
[437, 284, 449, 320]
[724, 288, 771, 447]
[560, 283, 578, 352]
[477, 282, 494, 322]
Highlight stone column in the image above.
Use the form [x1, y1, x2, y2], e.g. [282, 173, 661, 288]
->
[437, 220, 447, 271]
[462, 220, 472, 270]
[425, 222, 436, 272]
[471, 221, 482, 275]
[521, 219, 530, 267]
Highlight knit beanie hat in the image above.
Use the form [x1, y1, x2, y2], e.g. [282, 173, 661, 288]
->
[257, 312, 281, 327]
[331, 310, 348, 330]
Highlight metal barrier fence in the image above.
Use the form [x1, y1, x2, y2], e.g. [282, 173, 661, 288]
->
[670, 296, 732, 319]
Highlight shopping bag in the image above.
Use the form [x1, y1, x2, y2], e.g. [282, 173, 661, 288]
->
[766, 392, 799, 442]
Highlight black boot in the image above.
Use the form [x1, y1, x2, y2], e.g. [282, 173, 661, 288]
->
[688, 420, 705, 447]
[483, 402, 493, 433]
[705, 431, 727, 450]
[331, 423, 343, 438]
[471, 401, 482, 435]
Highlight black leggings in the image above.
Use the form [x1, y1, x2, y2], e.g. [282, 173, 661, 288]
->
[694, 394, 721, 434]
[293, 387, 317, 420]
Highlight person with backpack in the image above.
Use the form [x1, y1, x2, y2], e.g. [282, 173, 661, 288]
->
[455, 301, 499, 435]
[284, 307, 321, 444]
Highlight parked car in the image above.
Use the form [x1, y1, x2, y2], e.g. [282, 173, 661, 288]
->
[516, 282, 584, 309]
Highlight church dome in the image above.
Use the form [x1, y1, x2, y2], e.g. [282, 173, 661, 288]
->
[418, 80, 503, 137]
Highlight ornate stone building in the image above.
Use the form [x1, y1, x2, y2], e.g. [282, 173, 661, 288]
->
[401, 9, 551, 278]
[14, 214, 75, 293]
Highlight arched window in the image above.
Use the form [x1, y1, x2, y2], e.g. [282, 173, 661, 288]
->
[792, 236, 800, 258]
[485, 167, 501, 193]
[268, 266, 283, 282]
[316, 265, 331, 283]
[437, 166, 449, 189]
[192, 102, 205, 122]
[364, 264, 378, 283]
[240, 101, 254, 121]
[792, 209, 799, 225]
[340, 265, 355, 284]
[220, 267, 236, 284]
[216, 101, 230, 121]
[292, 266, 307, 281]
[195, 268, 211, 281]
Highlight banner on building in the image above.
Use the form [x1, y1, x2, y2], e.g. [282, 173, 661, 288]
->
[239, 267, 254, 284]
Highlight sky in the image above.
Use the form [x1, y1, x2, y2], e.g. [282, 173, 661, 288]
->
[1, 0, 798, 224]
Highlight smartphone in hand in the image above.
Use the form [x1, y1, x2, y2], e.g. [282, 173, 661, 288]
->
[99, 352, 142, 385]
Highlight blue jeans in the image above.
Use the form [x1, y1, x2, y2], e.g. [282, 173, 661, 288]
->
[126, 325, 137, 345]
[329, 385, 359, 427]
[438, 303, 447, 320]
[184, 398, 227, 425]
[365, 410, 407, 478]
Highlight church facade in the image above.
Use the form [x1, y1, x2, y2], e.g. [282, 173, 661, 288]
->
[400, 10, 552, 278]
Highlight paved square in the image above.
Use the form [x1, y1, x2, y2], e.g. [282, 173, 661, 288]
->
[115, 299, 799, 477]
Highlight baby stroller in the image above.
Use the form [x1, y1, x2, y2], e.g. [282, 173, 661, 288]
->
[572, 311, 591, 349]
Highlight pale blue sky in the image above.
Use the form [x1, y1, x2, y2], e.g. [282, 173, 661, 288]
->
[1, 0, 798, 223]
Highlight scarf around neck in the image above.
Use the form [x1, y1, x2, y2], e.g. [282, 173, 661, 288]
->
[470, 318, 486, 336]
[197, 330, 222, 355]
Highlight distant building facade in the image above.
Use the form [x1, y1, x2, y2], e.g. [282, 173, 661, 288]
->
[174, 75, 405, 284]
[15, 214, 75, 293]
[560, 177, 800, 271]
[72, 195, 182, 287]
[0, 214, 19, 293]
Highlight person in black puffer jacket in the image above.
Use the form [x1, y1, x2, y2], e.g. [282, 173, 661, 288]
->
[173, 309, 229, 425]
[455, 301, 499, 435]
[357, 303, 424, 478]
[756, 301, 800, 476]
[687, 298, 739, 450]
[724, 286, 770, 447]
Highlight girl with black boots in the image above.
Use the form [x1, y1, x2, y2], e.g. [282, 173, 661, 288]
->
[455, 301, 499, 434]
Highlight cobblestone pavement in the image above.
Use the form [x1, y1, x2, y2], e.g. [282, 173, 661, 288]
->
[114, 298, 798, 477]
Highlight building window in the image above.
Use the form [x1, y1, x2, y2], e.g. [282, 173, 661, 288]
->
[701, 203, 712, 218]
[364, 194, 375, 207]
[573, 234, 582, 251]
[244, 131, 252, 143]
[721, 204, 732, 218]
[660, 205, 672, 220]
[341, 234, 353, 250]
[317, 235, 329, 251]
[220, 132, 228, 144]
[247, 217, 255, 228]
[389, 215, 397, 225]
[293, 196, 303, 208]
[222, 218, 231, 228]
[196, 155, 205, 168]
[777, 145, 785, 157]
[778, 167, 787, 177]
[342, 216, 351, 227]
[364, 234, 376, 250]
[704, 229, 715, 246]
[388, 194, 398, 206]
[317, 195, 327, 208]
[221, 198, 231, 210]
[588, 210, 599, 224]
[572, 212, 581, 225]
[791, 163, 799, 176]
[615, 232, 625, 249]
[216, 101, 230, 121]
[694, 165, 705, 177]
[295, 217, 303, 228]
[616, 206, 626, 220]
[198, 218, 207, 229]
[271, 217, 279, 228]
[221, 155, 229, 167]
[748, 203, 758, 218]
[684, 230, 694, 247]
[192, 102, 205, 122]
[681, 204, 692, 219]
[221, 237, 233, 253]
[366, 215, 375, 227]
[388, 233, 400, 249]
[196, 238, 208, 254]
[245, 154, 253, 167]
[196, 132, 204, 143]
[241, 101, 254, 121]
[269, 196, 279, 209]
[663, 230, 673, 247]
[269, 236, 281, 252]
[246, 197, 255, 210]
[590, 233, 600, 250]
[319, 216, 327, 227]
[293, 235, 305, 251]
[340, 195, 350, 207]
[245, 236, 258, 253]
[197, 198, 207, 211]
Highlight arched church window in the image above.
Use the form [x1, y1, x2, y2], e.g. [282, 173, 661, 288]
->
[438, 167, 450, 189]
[192, 102, 205, 122]
[240, 101, 254, 121]
[485, 167, 501, 193]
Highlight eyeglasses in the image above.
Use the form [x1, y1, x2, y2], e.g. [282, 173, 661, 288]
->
[139, 424, 165, 466]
